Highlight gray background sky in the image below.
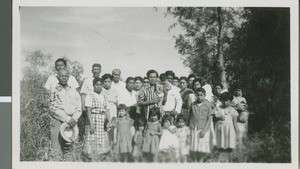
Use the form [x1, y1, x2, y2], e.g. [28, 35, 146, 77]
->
[21, 7, 190, 79]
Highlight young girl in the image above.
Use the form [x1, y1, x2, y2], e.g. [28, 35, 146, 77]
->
[159, 114, 179, 162]
[176, 114, 190, 163]
[188, 88, 212, 162]
[132, 118, 145, 162]
[142, 107, 162, 162]
[214, 92, 239, 151]
[112, 104, 134, 162]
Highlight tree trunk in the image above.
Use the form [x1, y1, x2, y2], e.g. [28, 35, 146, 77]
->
[217, 7, 228, 89]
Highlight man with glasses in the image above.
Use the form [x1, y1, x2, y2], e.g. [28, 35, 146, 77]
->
[143, 77, 150, 88]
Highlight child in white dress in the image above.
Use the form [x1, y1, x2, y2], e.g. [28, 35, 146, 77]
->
[176, 114, 190, 162]
[159, 114, 179, 162]
[214, 92, 239, 151]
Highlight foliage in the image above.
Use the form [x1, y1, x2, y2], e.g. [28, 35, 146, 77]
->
[226, 7, 290, 133]
[20, 49, 84, 161]
[165, 7, 244, 85]
[166, 7, 291, 162]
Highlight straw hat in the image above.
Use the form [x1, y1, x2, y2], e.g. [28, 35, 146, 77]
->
[60, 123, 79, 143]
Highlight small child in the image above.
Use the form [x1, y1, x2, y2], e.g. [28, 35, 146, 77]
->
[132, 118, 145, 162]
[159, 114, 179, 162]
[214, 92, 239, 151]
[188, 88, 212, 162]
[142, 107, 162, 162]
[176, 114, 190, 163]
[112, 104, 134, 162]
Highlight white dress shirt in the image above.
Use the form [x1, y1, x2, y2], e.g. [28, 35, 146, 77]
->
[162, 84, 182, 113]
[118, 89, 137, 107]
[80, 77, 94, 95]
[44, 74, 79, 91]
[49, 85, 82, 123]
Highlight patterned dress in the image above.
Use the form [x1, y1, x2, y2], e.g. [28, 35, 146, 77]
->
[189, 101, 212, 153]
[142, 121, 162, 154]
[176, 126, 190, 156]
[84, 92, 110, 154]
[113, 116, 134, 153]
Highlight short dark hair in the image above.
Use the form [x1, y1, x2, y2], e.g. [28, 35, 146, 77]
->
[195, 88, 206, 95]
[146, 69, 158, 78]
[165, 70, 175, 78]
[173, 76, 179, 81]
[219, 92, 233, 102]
[117, 104, 127, 111]
[101, 73, 113, 81]
[176, 113, 186, 122]
[143, 77, 149, 81]
[55, 58, 67, 66]
[179, 76, 189, 83]
[148, 107, 161, 119]
[92, 63, 101, 69]
[93, 77, 103, 86]
[159, 73, 167, 81]
[134, 76, 143, 82]
[192, 78, 202, 85]
[126, 77, 135, 84]
[215, 83, 224, 89]
[188, 74, 196, 79]
[162, 114, 172, 125]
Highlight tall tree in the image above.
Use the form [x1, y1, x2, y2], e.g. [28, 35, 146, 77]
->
[226, 8, 290, 131]
[166, 7, 244, 87]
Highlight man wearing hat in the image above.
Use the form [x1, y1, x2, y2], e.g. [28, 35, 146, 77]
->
[49, 68, 82, 155]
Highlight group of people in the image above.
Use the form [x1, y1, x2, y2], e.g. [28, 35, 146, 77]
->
[45, 58, 249, 162]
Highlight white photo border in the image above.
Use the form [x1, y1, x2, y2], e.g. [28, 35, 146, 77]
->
[12, 0, 299, 169]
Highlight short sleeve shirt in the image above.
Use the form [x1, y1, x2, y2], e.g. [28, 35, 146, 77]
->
[80, 77, 94, 95]
[44, 74, 79, 91]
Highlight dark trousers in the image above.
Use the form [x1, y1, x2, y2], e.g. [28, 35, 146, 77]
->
[127, 106, 141, 127]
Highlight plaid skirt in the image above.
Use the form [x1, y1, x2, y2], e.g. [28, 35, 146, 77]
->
[84, 113, 110, 154]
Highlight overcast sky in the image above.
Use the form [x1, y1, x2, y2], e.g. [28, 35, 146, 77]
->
[20, 7, 191, 79]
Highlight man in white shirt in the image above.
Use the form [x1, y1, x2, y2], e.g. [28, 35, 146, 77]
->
[118, 77, 137, 138]
[80, 63, 102, 111]
[165, 70, 181, 93]
[111, 69, 126, 92]
[119, 77, 138, 117]
[44, 58, 79, 92]
[160, 73, 182, 118]
[49, 68, 82, 155]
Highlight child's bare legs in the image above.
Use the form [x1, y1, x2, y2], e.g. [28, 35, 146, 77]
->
[190, 151, 198, 162]
[153, 152, 159, 162]
[120, 153, 130, 162]
[197, 152, 207, 162]
[180, 155, 187, 163]
[143, 152, 153, 162]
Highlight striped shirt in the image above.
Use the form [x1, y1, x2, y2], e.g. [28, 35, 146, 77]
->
[138, 84, 163, 119]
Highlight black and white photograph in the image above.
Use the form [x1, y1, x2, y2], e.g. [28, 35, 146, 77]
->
[13, 1, 299, 168]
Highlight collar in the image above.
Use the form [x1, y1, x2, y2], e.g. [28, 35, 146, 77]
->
[55, 83, 71, 92]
